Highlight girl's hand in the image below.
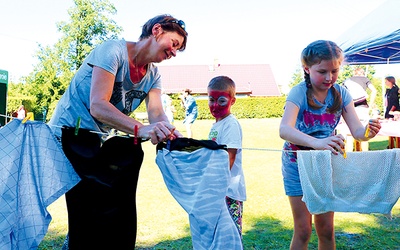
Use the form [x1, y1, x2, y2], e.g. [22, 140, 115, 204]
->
[365, 119, 381, 139]
[314, 134, 346, 155]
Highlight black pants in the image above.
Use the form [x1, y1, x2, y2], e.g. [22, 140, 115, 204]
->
[61, 127, 144, 249]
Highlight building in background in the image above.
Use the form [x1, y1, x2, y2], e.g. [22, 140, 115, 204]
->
[157, 64, 280, 97]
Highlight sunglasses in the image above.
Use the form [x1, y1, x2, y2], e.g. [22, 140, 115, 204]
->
[167, 19, 186, 31]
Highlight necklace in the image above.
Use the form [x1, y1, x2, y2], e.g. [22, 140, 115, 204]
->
[130, 52, 141, 83]
[134, 55, 139, 79]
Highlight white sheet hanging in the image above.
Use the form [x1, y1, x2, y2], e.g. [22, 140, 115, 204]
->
[297, 149, 400, 216]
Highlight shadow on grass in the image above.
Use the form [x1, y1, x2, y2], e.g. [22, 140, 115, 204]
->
[135, 216, 295, 250]
[335, 209, 400, 249]
[39, 209, 400, 250]
[38, 234, 65, 250]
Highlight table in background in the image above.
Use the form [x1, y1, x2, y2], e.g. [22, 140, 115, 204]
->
[336, 120, 400, 151]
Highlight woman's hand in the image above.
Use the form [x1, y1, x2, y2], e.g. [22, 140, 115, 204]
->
[138, 121, 182, 145]
[313, 134, 346, 155]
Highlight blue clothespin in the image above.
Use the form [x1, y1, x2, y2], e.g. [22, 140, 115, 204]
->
[74, 117, 81, 136]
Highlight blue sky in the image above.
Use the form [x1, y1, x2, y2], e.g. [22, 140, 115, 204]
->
[1, 0, 397, 87]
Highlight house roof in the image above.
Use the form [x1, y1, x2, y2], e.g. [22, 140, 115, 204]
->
[157, 64, 281, 96]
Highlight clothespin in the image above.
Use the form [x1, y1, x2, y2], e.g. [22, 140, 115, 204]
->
[21, 113, 32, 124]
[74, 117, 81, 136]
[364, 123, 370, 138]
[134, 125, 138, 145]
[342, 139, 347, 159]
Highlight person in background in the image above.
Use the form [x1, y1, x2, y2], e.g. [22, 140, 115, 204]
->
[180, 88, 198, 138]
[48, 14, 187, 249]
[279, 40, 381, 250]
[16, 105, 26, 119]
[384, 76, 400, 119]
[342, 67, 377, 151]
[161, 90, 176, 124]
[207, 75, 246, 237]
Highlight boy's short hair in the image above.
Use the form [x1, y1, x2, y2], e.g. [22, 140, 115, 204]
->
[207, 76, 236, 98]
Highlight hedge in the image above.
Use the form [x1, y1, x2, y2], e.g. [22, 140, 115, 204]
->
[133, 96, 286, 120]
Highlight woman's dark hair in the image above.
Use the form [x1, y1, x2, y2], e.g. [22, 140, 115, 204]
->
[385, 76, 396, 86]
[139, 14, 188, 51]
[301, 40, 344, 113]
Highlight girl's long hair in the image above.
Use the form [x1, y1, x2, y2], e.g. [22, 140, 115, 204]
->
[301, 40, 344, 113]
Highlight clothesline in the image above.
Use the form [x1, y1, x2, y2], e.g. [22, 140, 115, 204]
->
[0, 114, 341, 153]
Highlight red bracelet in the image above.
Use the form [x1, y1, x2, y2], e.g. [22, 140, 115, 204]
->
[134, 125, 138, 145]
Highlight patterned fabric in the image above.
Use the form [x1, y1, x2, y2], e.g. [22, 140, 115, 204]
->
[297, 149, 400, 216]
[0, 119, 80, 249]
[156, 138, 243, 250]
[226, 196, 243, 235]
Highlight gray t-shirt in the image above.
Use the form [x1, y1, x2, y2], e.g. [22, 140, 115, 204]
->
[49, 39, 161, 137]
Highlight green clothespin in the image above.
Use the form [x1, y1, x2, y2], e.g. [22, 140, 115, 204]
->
[74, 117, 81, 136]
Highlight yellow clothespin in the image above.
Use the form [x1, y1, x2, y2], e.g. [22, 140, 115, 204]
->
[74, 117, 81, 136]
[364, 124, 370, 138]
[343, 139, 347, 159]
[21, 113, 33, 124]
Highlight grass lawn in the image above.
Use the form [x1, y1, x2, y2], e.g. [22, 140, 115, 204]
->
[39, 118, 400, 249]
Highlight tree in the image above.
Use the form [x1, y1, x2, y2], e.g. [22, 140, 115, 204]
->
[57, 0, 122, 70]
[10, 0, 122, 120]
[289, 68, 303, 89]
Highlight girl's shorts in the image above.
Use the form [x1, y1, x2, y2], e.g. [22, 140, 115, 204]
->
[282, 152, 303, 196]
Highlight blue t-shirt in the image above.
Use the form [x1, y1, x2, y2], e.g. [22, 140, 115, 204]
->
[281, 81, 352, 196]
[49, 39, 161, 137]
[285, 81, 352, 143]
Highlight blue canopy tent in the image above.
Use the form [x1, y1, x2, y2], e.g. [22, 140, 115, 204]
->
[337, 0, 400, 108]
[338, 0, 400, 65]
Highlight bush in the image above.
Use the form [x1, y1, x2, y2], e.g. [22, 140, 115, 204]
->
[172, 96, 286, 120]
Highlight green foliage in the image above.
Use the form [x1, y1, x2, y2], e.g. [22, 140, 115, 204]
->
[57, 0, 122, 70]
[6, 0, 122, 121]
[6, 83, 35, 115]
[289, 68, 303, 88]
[133, 97, 286, 120]
[170, 97, 286, 120]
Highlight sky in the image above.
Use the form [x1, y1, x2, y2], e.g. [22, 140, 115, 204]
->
[1, 0, 398, 88]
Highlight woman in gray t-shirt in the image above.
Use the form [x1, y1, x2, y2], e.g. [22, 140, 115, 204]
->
[50, 14, 188, 249]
